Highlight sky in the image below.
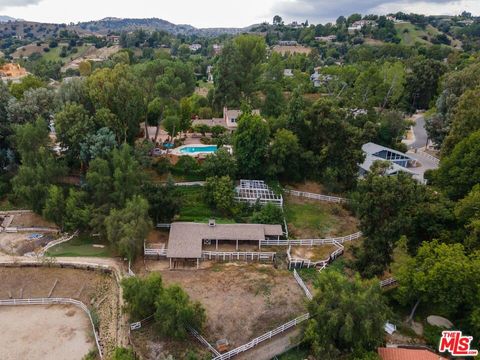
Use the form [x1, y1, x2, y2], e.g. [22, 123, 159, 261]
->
[0, 0, 479, 28]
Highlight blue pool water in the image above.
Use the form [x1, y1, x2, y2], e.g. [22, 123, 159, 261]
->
[180, 145, 218, 154]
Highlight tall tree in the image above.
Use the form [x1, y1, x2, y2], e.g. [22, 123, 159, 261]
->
[305, 271, 390, 359]
[105, 195, 152, 261]
[233, 112, 270, 178]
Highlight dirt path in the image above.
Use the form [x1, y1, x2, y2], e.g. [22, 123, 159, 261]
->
[0, 305, 93, 360]
[0, 255, 130, 350]
[235, 327, 303, 360]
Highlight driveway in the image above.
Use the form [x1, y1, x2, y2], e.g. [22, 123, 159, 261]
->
[408, 114, 429, 150]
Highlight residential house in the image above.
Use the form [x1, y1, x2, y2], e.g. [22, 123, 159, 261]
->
[278, 40, 298, 46]
[189, 43, 202, 52]
[191, 107, 261, 132]
[310, 69, 334, 87]
[283, 69, 294, 77]
[359, 142, 418, 178]
[206, 65, 214, 83]
[212, 44, 223, 55]
[348, 20, 377, 33]
[315, 35, 337, 42]
[107, 35, 120, 44]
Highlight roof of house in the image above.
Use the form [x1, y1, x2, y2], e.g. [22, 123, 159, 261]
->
[362, 142, 410, 158]
[378, 347, 447, 360]
[360, 142, 418, 176]
[167, 222, 283, 259]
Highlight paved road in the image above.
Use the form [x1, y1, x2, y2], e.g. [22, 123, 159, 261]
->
[408, 114, 429, 150]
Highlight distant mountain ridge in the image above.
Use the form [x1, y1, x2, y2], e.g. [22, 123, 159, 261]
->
[72, 17, 253, 36]
[0, 15, 20, 22]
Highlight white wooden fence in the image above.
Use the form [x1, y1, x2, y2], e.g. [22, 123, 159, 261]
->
[285, 189, 348, 203]
[0, 297, 103, 358]
[416, 150, 440, 165]
[202, 251, 275, 262]
[293, 269, 313, 300]
[189, 327, 221, 357]
[261, 231, 362, 247]
[4, 226, 59, 233]
[39, 231, 79, 256]
[144, 248, 167, 256]
[212, 313, 310, 360]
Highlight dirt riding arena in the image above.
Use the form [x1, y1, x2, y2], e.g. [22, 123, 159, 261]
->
[159, 264, 306, 347]
[0, 305, 93, 360]
[0, 266, 120, 356]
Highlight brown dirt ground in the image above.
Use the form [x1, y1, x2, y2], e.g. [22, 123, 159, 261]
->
[9, 212, 57, 228]
[284, 181, 342, 197]
[131, 326, 208, 360]
[0, 305, 94, 360]
[146, 230, 169, 247]
[272, 45, 312, 55]
[290, 245, 337, 261]
[0, 267, 120, 357]
[0, 232, 59, 255]
[157, 263, 306, 348]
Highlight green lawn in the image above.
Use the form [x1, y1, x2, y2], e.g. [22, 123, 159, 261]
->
[395, 23, 431, 46]
[284, 197, 358, 239]
[176, 186, 236, 223]
[41, 44, 90, 63]
[46, 234, 113, 257]
[277, 345, 310, 359]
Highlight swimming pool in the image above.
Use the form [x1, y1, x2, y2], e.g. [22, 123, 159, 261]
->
[179, 145, 218, 154]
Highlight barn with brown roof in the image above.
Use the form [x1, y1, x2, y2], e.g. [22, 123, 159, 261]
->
[166, 220, 283, 269]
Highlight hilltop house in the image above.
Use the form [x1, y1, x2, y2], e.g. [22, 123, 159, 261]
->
[166, 221, 283, 268]
[107, 35, 120, 44]
[348, 20, 377, 33]
[310, 69, 334, 87]
[359, 142, 418, 177]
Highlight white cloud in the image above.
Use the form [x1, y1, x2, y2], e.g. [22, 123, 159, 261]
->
[0, 0, 43, 10]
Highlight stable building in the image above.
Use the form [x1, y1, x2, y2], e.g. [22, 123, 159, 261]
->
[166, 221, 283, 269]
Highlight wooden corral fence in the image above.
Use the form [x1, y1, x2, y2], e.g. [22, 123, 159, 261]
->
[129, 314, 154, 331]
[202, 251, 275, 262]
[416, 149, 440, 165]
[4, 226, 59, 233]
[211, 313, 310, 360]
[287, 241, 344, 270]
[285, 189, 348, 203]
[189, 327, 221, 357]
[0, 297, 103, 359]
[144, 247, 167, 257]
[293, 269, 313, 300]
[261, 231, 362, 247]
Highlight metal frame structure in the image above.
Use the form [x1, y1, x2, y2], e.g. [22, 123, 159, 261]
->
[234, 180, 283, 207]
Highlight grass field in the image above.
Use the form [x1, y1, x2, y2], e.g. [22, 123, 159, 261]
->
[394, 23, 445, 46]
[46, 234, 113, 257]
[176, 186, 236, 223]
[284, 195, 358, 239]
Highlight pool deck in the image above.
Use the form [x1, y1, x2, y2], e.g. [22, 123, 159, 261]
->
[170, 144, 218, 156]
